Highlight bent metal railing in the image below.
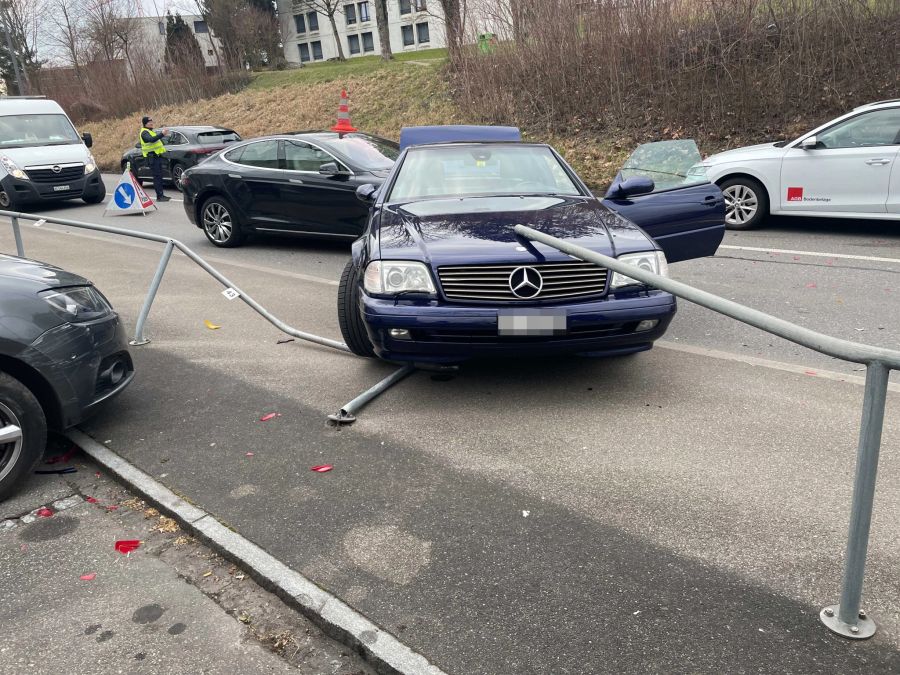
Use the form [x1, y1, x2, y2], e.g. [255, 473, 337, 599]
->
[514, 224, 900, 641]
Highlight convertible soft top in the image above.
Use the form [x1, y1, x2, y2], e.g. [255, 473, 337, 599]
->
[399, 125, 521, 151]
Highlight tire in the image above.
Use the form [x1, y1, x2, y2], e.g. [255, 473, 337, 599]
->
[719, 177, 769, 230]
[82, 182, 106, 204]
[200, 196, 245, 248]
[337, 260, 375, 358]
[0, 372, 46, 501]
[0, 187, 19, 210]
[171, 163, 185, 192]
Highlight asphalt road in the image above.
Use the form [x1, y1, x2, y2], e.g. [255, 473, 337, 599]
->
[2, 177, 900, 673]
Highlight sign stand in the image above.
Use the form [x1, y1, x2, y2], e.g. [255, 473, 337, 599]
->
[104, 163, 156, 216]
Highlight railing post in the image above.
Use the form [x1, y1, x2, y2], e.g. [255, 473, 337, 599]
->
[11, 215, 24, 257]
[129, 240, 175, 346]
[820, 361, 890, 639]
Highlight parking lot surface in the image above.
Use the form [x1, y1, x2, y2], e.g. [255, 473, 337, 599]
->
[2, 183, 899, 672]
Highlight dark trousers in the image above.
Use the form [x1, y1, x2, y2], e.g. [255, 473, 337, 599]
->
[148, 154, 165, 198]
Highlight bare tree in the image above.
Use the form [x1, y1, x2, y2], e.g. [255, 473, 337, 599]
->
[374, 0, 392, 60]
[307, 0, 346, 60]
[45, 0, 88, 73]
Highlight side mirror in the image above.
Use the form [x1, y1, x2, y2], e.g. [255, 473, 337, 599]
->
[607, 176, 655, 199]
[319, 161, 341, 176]
[82, 132, 93, 148]
[799, 135, 818, 150]
[356, 183, 378, 204]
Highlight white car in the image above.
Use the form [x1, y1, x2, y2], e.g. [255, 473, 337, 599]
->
[700, 100, 900, 229]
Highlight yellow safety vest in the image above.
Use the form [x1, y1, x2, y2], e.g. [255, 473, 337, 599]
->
[140, 127, 166, 157]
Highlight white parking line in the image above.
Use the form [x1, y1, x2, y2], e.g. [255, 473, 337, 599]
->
[719, 244, 900, 265]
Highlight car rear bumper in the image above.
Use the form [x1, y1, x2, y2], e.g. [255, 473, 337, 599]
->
[361, 290, 676, 363]
[20, 313, 134, 428]
[1, 170, 104, 204]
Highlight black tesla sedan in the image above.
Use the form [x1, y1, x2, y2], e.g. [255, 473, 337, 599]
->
[121, 125, 241, 190]
[0, 254, 134, 500]
[180, 131, 399, 247]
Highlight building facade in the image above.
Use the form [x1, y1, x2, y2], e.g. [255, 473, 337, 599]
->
[278, 1, 445, 65]
[132, 15, 224, 72]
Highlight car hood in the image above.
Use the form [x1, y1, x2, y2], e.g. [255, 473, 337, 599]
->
[0, 143, 90, 167]
[0, 254, 91, 290]
[705, 142, 784, 164]
[376, 195, 656, 267]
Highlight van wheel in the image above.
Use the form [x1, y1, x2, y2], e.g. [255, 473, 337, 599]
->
[0, 188, 18, 210]
[719, 177, 768, 230]
[83, 183, 106, 204]
[337, 260, 375, 357]
[0, 373, 46, 501]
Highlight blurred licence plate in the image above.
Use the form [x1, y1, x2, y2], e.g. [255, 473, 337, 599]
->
[498, 309, 567, 336]
[53, 185, 70, 192]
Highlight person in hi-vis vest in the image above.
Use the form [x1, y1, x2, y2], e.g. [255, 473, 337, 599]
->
[139, 116, 170, 202]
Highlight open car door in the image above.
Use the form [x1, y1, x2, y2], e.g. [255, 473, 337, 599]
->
[602, 140, 725, 263]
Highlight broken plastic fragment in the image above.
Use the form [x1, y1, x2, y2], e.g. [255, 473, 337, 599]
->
[804, 370, 817, 376]
[259, 413, 281, 422]
[36, 507, 54, 518]
[80, 573, 97, 581]
[805, 283, 816, 289]
[86, 497, 99, 504]
[114, 540, 141, 555]
[204, 319, 221, 330]
[245, 452, 254, 457]
[276, 338, 295, 344]
[310, 465, 333, 473]
[45, 446, 77, 465]
[106, 505, 119, 511]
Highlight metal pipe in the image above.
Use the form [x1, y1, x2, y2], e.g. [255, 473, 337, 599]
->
[514, 225, 900, 369]
[130, 240, 175, 345]
[11, 215, 24, 257]
[329, 365, 416, 424]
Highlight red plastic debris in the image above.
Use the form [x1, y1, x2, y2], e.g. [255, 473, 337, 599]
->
[114, 540, 141, 555]
[805, 283, 817, 289]
[95, 471, 102, 478]
[259, 413, 281, 422]
[245, 452, 254, 457]
[45, 446, 77, 465]
[86, 497, 98, 504]
[80, 573, 97, 581]
[36, 507, 54, 518]
[310, 465, 333, 473]
[804, 370, 817, 376]
[106, 505, 119, 511]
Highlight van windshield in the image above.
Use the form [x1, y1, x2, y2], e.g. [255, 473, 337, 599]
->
[0, 114, 81, 148]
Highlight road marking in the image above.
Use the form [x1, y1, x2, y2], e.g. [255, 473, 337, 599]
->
[657, 340, 900, 392]
[719, 244, 900, 265]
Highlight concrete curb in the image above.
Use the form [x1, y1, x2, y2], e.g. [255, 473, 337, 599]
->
[68, 429, 448, 675]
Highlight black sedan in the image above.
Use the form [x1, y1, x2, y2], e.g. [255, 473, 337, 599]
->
[0, 254, 134, 500]
[121, 125, 241, 190]
[180, 131, 399, 247]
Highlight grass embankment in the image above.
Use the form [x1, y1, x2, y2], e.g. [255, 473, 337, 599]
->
[89, 48, 636, 189]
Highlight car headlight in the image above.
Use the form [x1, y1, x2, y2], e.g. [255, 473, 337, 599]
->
[610, 251, 669, 290]
[40, 286, 112, 322]
[84, 154, 97, 174]
[364, 260, 436, 295]
[0, 154, 28, 180]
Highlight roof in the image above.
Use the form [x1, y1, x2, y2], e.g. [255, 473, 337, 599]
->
[169, 125, 233, 132]
[399, 125, 521, 151]
[0, 98, 66, 116]
[854, 99, 900, 111]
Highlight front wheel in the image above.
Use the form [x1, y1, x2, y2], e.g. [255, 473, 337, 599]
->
[171, 163, 185, 191]
[337, 260, 375, 357]
[0, 187, 19, 210]
[201, 196, 245, 247]
[83, 183, 106, 204]
[720, 177, 769, 230]
[0, 373, 46, 501]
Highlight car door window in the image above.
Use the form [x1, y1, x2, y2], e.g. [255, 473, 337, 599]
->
[231, 140, 280, 169]
[816, 109, 900, 149]
[618, 140, 709, 192]
[284, 140, 337, 172]
[162, 132, 187, 146]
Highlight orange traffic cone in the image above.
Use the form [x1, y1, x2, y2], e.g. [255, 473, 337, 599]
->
[331, 89, 358, 135]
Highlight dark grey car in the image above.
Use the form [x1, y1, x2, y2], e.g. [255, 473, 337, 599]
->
[0, 255, 133, 500]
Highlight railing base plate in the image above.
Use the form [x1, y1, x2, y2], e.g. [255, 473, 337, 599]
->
[327, 411, 357, 426]
[129, 338, 151, 346]
[820, 605, 876, 639]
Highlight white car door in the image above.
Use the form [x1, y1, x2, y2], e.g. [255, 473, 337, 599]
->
[779, 107, 900, 214]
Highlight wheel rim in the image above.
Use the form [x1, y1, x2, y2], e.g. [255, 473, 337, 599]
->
[173, 165, 184, 190]
[0, 402, 24, 483]
[723, 184, 759, 225]
[0, 191, 10, 208]
[203, 202, 233, 243]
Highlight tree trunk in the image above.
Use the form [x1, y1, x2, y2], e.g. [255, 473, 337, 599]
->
[328, 13, 345, 60]
[374, 0, 392, 60]
[439, 0, 462, 62]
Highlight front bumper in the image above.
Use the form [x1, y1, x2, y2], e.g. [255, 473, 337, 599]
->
[362, 290, 676, 363]
[1, 170, 105, 204]
[20, 313, 134, 428]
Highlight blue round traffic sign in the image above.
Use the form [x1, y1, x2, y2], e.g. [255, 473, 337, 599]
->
[114, 182, 137, 209]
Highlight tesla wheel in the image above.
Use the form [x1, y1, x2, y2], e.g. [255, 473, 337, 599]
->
[201, 196, 245, 248]
[720, 177, 768, 230]
[0, 373, 46, 501]
[338, 260, 375, 358]
[171, 163, 185, 191]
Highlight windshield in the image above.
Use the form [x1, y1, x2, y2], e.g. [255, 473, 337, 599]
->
[328, 135, 398, 170]
[619, 139, 709, 190]
[389, 145, 581, 201]
[0, 114, 81, 148]
[197, 130, 241, 145]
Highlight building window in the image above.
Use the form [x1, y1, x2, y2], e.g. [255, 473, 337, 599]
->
[401, 25, 414, 46]
[298, 43, 310, 62]
[400, 0, 425, 13]
[361, 31, 374, 52]
[207, 49, 214, 55]
[311, 40, 323, 60]
[307, 11, 319, 31]
[348, 34, 361, 54]
[193, 20, 209, 33]
[416, 21, 429, 43]
[294, 14, 306, 33]
[158, 21, 165, 35]
[358, 1, 370, 22]
[399, 0, 410, 14]
[345, 3, 356, 24]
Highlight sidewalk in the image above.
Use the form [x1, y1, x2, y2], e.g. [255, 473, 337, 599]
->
[0, 437, 374, 675]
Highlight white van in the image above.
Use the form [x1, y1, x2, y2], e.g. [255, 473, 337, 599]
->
[0, 97, 105, 209]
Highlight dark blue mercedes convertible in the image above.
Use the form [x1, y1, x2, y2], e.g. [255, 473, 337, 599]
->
[337, 126, 724, 364]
